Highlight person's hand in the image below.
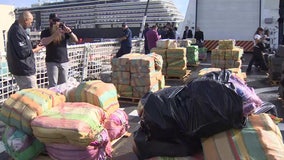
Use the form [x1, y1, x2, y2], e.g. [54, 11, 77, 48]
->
[33, 44, 45, 53]
[61, 24, 72, 34]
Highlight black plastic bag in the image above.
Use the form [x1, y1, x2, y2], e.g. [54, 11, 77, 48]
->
[141, 78, 244, 140]
[133, 127, 202, 160]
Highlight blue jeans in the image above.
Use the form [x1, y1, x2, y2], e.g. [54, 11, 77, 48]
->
[46, 62, 69, 88]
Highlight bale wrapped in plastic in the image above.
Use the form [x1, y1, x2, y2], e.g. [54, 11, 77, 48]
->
[2, 126, 45, 160]
[0, 88, 66, 135]
[31, 102, 106, 147]
[104, 109, 129, 141]
[67, 80, 120, 115]
[46, 129, 112, 160]
[112, 71, 130, 85]
[130, 55, 155, 73]
[202, 114, 284, 160]
[148, 53, 163, 71]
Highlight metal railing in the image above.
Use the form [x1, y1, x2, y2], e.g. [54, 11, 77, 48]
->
[0, 39, 144, 103]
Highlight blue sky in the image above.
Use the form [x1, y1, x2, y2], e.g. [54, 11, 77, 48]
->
[0, 0, 188, 16]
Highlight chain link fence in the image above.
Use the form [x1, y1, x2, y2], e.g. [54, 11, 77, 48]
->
[0, 39, 144, 103]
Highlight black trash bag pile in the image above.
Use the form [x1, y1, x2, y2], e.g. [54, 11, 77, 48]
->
[133, 71, 246, 159]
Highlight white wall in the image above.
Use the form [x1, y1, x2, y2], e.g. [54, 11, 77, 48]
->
[261, 0, 279, 49]
[0, 5, 15, 54]
[180, 0, 280, 47]
[177, 0, 196, 36]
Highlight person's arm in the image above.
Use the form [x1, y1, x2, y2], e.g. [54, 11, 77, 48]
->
[119, 29, 129, 41]
[40, 29, 61, 46]
[254, 34, 264, 44]
[11, 29, 33, 59]
[63, 25, 78, 43]
[189, 30, 193, 38]
[32, 44, 44, 53]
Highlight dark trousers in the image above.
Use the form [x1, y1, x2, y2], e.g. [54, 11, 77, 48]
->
[116, 46, 132, 58]
[144, 40, 150, 54]
[247, 47, 267, 72]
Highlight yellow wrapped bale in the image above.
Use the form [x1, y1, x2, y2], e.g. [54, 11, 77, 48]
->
[150, 48, 167, 60]
[167, 66, 187, 78]
[0, 88, 66, 135]
[232, 47, 244, 61]
[156, 39, 170, 49]
[111, 53, 142, 72]
[218, 39, 235, 49]
[66, 80, 120, 115]
[167, 57, 187, 68]
[130, 55, 155, 73]
[178, 39, 192, 47]
[166, 48, 186, 58]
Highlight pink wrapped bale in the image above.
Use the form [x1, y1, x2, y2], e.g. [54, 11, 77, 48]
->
[104, 109, 129, 141]
[46, 129, 112, 160]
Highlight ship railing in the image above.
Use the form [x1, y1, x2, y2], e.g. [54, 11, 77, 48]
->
[0, 39, 144, 104]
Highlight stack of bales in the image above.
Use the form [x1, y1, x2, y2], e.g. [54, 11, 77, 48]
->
[211, 40, 243, 71]
[0, 89, 65, 160]
[112, 53, 164, 98]
[150, 48, 167, 75]
[166, 47, 187, 78]
[151, 39, 177, 75]
[0, 81, 130, 160]
[268, 45, 284, 81]
[178, 39, 200, 65]
[186, 45, 199, 66]
[151, 39, 188, 78]
[198, 47, 208, 61]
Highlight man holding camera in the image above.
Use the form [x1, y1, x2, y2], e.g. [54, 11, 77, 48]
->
[40, 13, 78, 88]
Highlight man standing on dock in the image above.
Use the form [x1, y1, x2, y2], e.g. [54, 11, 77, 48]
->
[116, 23, 132, 58]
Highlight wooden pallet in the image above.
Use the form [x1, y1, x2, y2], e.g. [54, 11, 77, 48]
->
[166, 70, 191, 81]
[111, 131, 132, 146]
[118, 96, 140, 103]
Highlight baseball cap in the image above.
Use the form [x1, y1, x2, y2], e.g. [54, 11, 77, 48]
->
[49, 13, 60, 21]
[122, 22, 127, 27]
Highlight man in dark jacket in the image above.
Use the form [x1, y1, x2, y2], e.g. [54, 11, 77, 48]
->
[116, 23, 132, 58]
[194, 27, 204, 47]
[182, 26, 193, 39]
[142, 23, 150, 54]
[7, 11, 44, 90]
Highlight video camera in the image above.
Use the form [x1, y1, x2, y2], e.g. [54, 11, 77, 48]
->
[59, 23, 65, 29]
